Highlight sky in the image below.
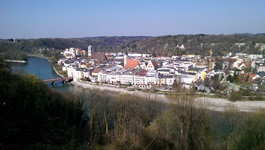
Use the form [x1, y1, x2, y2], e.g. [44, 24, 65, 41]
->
[1, 0, 265, 39]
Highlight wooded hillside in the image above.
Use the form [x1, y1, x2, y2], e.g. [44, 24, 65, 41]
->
[1, 34, 265, 60]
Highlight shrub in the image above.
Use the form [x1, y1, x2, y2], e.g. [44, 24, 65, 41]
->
[229, 91, 242, 101]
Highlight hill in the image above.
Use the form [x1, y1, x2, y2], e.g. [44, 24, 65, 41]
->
[1, 34, 265, 59]
[129, 34, 265, 56]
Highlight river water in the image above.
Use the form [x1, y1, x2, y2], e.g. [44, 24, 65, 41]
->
[9, 56, 77, 92]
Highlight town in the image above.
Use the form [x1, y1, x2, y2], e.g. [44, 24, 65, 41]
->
[57, 45, 265, 97]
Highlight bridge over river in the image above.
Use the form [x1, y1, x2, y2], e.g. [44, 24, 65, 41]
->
[43, 77, 73, 84]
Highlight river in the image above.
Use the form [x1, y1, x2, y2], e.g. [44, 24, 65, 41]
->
[9, 56, 79, 92]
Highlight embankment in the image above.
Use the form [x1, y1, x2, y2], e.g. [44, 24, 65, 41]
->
[72, 80, 265, 112]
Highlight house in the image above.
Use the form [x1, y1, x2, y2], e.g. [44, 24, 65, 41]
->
[66, 66, 74, 78]
[134, 69, 147, 85]
[238, 61, 250, 71]
[146, 70, 157, 85]
[146, 60, 158, 70]
[119, 70, 135, 84]
[232, 59, 244, 69]
[106, 72, 118, 84]
[258, 65, 265, 72]
[180, 72, 197, 85]
[74, 48, 86, 56]
[249, 54, 263, 60]
[156, 74, 174, 85]
[72, 68, 83, 81]
[92, 68, 101, 77]
[157, 68, 171, 75]
[63, 48, 76, 58]
[97, 71, 107, 83]
[139, 61, 147, 69]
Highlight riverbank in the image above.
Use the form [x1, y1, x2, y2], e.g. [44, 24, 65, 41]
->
[5, 59, 27, 63]
[195, 97, 265, 112]
[72, 81, 168, 102]
[27, 54, 50, 60]
[72, 80, 265, 112]
[53, 66, 64, 78]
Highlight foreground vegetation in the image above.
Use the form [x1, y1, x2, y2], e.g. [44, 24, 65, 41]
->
[1, 59, 265, 149]
[0, 58, 83, 149]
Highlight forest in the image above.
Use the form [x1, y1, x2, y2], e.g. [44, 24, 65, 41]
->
[1, 34, 265, 61]
[1, 58, 265, 149]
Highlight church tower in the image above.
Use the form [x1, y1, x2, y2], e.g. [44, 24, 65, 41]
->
[88, 45, 92, 56]
[124, 48, 128, 66]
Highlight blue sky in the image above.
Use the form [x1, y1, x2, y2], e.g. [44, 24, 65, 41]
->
[1, 0, 265, 38]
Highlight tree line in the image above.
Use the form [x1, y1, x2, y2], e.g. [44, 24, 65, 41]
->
[1, 34, 265, 61]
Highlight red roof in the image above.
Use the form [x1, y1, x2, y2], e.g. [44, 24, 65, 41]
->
[66, 53, 73, 57]
[88, 52, 108, 64]
[151, 60, 158, 67]
[92, 68, 101, 73]
[135, 69, 147, 76]
[124, 59, 139, 68]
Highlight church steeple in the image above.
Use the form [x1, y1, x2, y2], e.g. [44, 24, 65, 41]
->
[88, 45, 92, 56]
[124, 47, 128, 66]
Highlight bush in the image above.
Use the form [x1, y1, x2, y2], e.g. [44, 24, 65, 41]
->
[229, 91, 242, 101]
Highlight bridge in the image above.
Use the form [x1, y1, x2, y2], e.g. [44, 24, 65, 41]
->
[43, 77, 73, 84]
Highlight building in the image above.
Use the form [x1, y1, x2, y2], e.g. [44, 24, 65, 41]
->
[124, 59, 139, 69]
[91, 68, 101, 77]
[134, 69, 147, 85]
[146, 60, 158, 70]
[63, 48, 76, 58]
[156, 74, 174, 85]
[87, 45, 108, 64]
[146, 70, 157, 85]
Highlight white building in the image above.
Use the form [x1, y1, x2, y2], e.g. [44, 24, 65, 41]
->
[120, 72, 134, 84]
[63, 48, 76, 58]
[146, 70, 157, 85]
[72, 68, 83, 81]
[98, 71, 107, 83]
[180, 72, 197, 84]
[67, 66, 74, 78]
[258, 65, 265, 72]
[106, 73, 118, 83]
[249, 54, 262, 60]
[134, 70, 147, 85]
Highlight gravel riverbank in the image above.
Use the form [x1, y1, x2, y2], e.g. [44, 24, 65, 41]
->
[72, 81, 265, 112]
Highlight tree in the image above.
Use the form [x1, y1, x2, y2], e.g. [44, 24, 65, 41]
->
[229, 91, 242, 101]
[214, 57, 223, 70]
[152, 52, 157, 57]
[146, 92, 214, 149]
[0, 62, 83, 149]
[172, 75, 184, 92]
[237, 111, 265, 149]
[219, 105, 244, 149]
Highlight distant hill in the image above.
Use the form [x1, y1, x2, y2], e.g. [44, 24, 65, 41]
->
[1, 34, 265, 57]
[129, 34, 265, 56]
